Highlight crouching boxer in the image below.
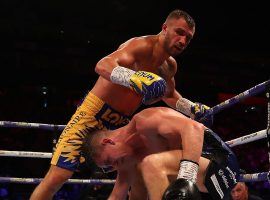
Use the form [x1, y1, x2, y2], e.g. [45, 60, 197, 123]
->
[83, 107, 239, 200]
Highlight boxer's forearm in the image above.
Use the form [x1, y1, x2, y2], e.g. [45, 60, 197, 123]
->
[163, 89, 195, 118]
[180, 120, 205, 165]
[109, 170, 130, 200]
[162, 89, 182, 109]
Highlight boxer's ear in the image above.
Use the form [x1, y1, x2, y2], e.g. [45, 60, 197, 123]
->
[162, 23, 168, 34]
[102, 138, 115, 145]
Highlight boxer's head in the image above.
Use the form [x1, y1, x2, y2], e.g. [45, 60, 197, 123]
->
[83, 129, 132, 173]
[162, 9, 195, 56]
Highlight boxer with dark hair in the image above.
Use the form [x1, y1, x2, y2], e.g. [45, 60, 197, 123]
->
[30, 9, 212, 199]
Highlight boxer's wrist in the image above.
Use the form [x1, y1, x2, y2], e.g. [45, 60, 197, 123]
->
[176, 98, 195, 118]
[110, 66, 136, 87]
[177, 159, 199, 183]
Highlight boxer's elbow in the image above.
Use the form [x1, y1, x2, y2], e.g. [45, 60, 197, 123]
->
[95, 57, 114, 79]
[193, 121, 205, 133]
[95, 59, 107, 76]
[189, 121, 205, 140]
[181, 119, 205, 139]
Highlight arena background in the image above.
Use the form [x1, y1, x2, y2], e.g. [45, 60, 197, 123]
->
[0, 0, 269, 199]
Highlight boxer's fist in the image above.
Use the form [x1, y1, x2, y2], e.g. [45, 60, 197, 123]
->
[162, 178, 201, 200]
[130, 71, 166, 105]
[191, 102, 213, 127]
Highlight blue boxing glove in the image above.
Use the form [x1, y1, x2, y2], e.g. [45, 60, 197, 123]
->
[162, 178, 201, 200]
[176, 98, 213, 127]
[191, 102, 213, 127]
[130, 71, 166, 104]
[110, 66, 166, 105]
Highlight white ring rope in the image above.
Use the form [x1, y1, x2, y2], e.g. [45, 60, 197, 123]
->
[0, 129, 267, 159]
[240, 172, 270, 183]
[0, 150, 51, 158]
[0, 177, 115, 185]
[225, 129, 267, 147]
[0, 172, 269, 184]
[1, 138, 269, 183]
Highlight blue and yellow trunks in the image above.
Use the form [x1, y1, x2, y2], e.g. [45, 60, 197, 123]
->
[51, 92, 130, 171]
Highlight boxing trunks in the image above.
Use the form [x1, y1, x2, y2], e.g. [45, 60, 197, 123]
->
[202, 129, 240, 200]
[51, 92, 130, 171]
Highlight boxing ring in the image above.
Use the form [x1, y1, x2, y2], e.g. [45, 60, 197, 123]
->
[0, 79, 270, 187]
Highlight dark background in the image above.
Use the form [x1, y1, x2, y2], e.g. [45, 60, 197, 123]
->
[0, 0, 269, 199]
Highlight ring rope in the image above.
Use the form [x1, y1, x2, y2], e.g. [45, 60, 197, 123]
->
[0, 81, 268, 133]
[0, 150, 51, 158]
[0, 172, 269, 184]
[0, 121, 65, 131]
[266, 91, 270, 169]
[225, 129, 267, 147]
[0, 129, 267, 159]
[239, 171, 270, 183]
[0, 177, 115, 185]
[204, 79, 270, 118]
